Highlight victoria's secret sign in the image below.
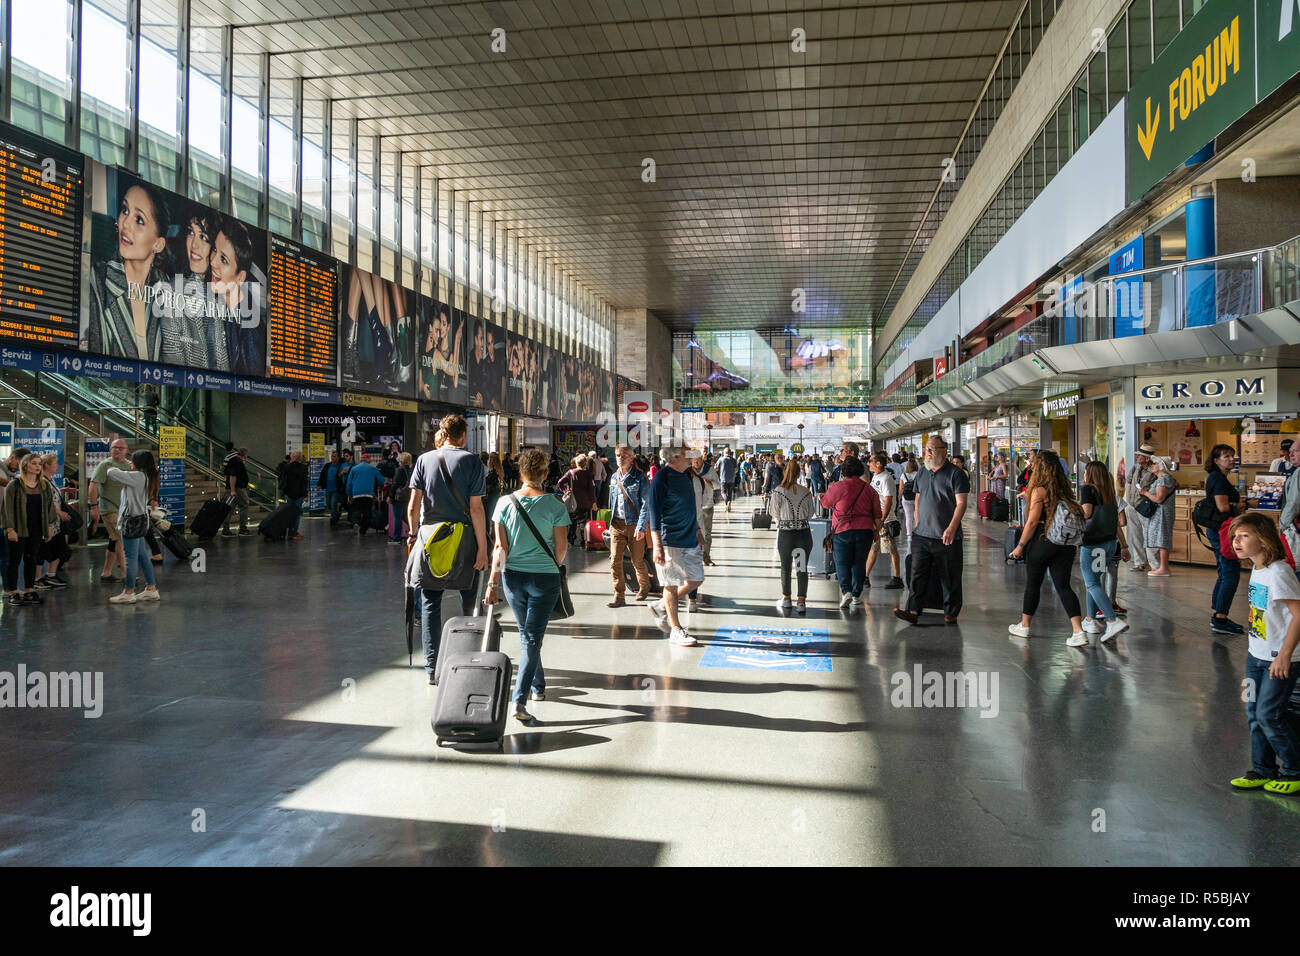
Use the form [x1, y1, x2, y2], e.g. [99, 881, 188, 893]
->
[303, 404, 404, 429]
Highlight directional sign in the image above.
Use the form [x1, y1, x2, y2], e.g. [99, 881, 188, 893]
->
[699, 625, 833, 671]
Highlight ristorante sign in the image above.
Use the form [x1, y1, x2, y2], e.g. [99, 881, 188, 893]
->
[1134, 368, 1300, 417]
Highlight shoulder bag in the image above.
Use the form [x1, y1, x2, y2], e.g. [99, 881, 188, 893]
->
[509, 493, 575, 620]
[436, 451, 471, 526]
[831, 481, 869, 537]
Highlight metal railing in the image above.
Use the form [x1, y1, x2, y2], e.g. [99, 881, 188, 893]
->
[917, 234, 1300, 402]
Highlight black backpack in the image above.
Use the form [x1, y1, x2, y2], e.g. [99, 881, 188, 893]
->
[1191, 496, 1226, 530]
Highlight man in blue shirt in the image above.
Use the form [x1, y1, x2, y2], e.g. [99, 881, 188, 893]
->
[646, 446, 704, 646]
[346, 454, 386, 535]
[606, 444, 653, 607]
[717, 448, 738, 512]
[318, 451, 345, 526]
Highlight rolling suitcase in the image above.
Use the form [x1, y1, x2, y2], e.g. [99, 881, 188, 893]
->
[1005, 498, 1025, 563]
[752, 509, 772, 530]
[992, 497, 1010, 522]
[432, 583, 511, 750]
[159, 526, 193, 561]
[258, 501, 301, 540]
[433, 585, 500, 686]
[623, 548, 660, 595]
[585, 519, 609, 551]
[191, 496, 233, 540]
[807, 518, 832, 577]
[977, 491, 996, 519]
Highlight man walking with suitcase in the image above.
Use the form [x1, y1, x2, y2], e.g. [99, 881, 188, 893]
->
[222, 447, 252, 537]
[894, 436, 969, 626]
[406, 414, 489, 684]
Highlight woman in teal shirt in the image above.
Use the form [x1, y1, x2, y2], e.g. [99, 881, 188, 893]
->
[485, 448, 570, 724]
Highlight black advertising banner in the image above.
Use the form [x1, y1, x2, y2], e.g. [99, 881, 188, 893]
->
[541, 344, 560, 420]
[467, 316, 504, 411]
[0, 122, 83, 350]
[267, 235, 337, 386]
[86, 169, 267, 375]
[417, 297, 467, 407]
[602, 369, 614, 416]
[560, 353, 580, 421]
[523, 335, 543, 418]
[340, 265, 415, 397]
[578, 359, 598, 421]
[505, 329, 528, 415]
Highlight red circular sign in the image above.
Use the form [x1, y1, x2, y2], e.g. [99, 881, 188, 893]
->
[628, 401, 649, 413]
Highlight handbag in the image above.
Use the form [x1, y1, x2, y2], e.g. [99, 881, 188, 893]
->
[1135, 495, 1158, 519]
[121, 512, 150, 539]
[509, 493, 575, 620]
[831, 481, 869, 536]
[60, 505, 84, 535]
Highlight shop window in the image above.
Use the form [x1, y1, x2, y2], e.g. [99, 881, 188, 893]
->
[1153, 0, 1180, 57]
[1088, 52, 1107, 137]
[1129, 0, 1153, 85]
[1107, 15, 1129, 110]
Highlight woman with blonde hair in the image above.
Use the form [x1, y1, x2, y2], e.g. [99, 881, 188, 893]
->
[1139, 456, 1178, 577]
[767, 458, 816, 612]
[3, 453, 55, 606]
[1007, 450, 1087, 645]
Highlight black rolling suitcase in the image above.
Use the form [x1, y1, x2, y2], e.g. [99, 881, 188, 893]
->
[1005, 497, 1025, 563]
[432, 582, 501, 686]
[623, 548, 661, 596]
[258, 501, 300, 540]
[432, 583, 512, 750]
[752, 508, 772, 530]
[159, 526, 193, 561]
[190, 496, 233, 539]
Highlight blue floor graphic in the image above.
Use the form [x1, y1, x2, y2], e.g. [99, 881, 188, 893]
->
[699, 625, 834, 671]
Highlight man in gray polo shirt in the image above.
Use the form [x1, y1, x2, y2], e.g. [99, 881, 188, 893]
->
[894, 435, 969, 626]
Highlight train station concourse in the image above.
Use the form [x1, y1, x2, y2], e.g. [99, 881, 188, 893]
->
[0, 0, 1298, 914]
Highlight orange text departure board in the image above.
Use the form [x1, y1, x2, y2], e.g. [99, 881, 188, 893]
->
[0, 124, 83, 349]
[267, 234, 338, 385]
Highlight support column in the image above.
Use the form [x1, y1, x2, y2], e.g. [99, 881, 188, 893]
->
[1184, 185, 1216, 328]
[256, 50, 269, 229]
[371, 134, 381, 274]
[67, 0, 82, 149]
[174, 0, 189, 194]
[614, 308, 671, 396]
[219, 24, 233, 214]
[291, 76, 302, 241]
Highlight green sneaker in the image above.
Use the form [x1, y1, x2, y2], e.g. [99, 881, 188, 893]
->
[1263, 778, 1300, 796]
[1230, 771, 1274, 790]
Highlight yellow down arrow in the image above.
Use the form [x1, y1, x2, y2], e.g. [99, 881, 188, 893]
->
[1136, 96, 1160, 160]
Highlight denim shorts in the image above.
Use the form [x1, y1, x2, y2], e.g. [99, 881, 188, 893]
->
[661, 546, 704, 587]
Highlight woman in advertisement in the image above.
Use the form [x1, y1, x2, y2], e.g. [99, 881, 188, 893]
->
[562, 356, 580, 420]
[211, 217, 265, 376]
[543, 347, 559, 419]
[87, 181, 173, 361]
[344, 268, 398, 392]
[419, 314, 439, 401]
[468, 319, 498, 410]
[435, 306, 463, 400]
[159, 212, 231, 372]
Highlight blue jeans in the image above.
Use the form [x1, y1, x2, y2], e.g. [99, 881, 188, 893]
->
[501, 569, 562, 706]
[832, 529, 871, 596]
[1245, 654, 1300, 777]
[122, 534, 156, 590]
[418, 576, 480, 677]
[1079, 541, 1118, 620]
[288, 497, 305, 535]
[1213, 548, 1241, 617]
[328, 491, 345, 524]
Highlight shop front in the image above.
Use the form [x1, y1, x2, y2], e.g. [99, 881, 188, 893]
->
[303, 400, 415, 461]
[1133, 367, 1300, 566]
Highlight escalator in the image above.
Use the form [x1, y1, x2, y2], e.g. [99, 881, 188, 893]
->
[0, 367, 281, 525]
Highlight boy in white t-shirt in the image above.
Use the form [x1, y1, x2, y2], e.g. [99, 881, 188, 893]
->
[1228, 513, 1300, 795]
[865, 453, 904, 588]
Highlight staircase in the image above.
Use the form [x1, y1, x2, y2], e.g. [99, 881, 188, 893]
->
[0, 367, 279, 528]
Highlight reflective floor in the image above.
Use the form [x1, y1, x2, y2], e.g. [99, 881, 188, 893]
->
[1, 499, 1296, 866]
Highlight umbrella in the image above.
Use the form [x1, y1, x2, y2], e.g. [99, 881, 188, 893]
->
[403, 541, 415, 666]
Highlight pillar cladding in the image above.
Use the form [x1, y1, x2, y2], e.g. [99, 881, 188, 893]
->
[615, 308, 672, 397]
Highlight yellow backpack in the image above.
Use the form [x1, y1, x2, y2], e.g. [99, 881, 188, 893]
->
[422, 521, 465, 578]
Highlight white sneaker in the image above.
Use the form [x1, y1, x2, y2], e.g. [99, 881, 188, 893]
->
[669, 627, 697, 646]
[109, 591, 137, 605]
[136, 589, 160, 602]
[851, 595, 865, 607]
[778, 597, 792, 610]
[839, 592, 853, 608]
[650, 600, 668, 621]
[1081, 618, 1102, 634]
[1066, 631, 1089, 647]
[687, 597, 699, 612]
[1007, 623, 1029, 638]
[1101, 618, 1129, 642]
[794, 602, 807, 615]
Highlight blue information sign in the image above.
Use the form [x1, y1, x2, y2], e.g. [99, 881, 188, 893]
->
[158, 457, 186, 525]
[1110, 236, 1146, 338]
[13, 428, 65, 487]
[699, 625, 833, 671]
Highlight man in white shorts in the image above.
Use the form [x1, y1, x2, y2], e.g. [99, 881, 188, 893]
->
[646, 446, 705, 646]
[865, 452, 905, 588]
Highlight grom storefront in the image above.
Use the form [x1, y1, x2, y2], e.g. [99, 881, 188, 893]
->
[1133, 367, 1300, 566]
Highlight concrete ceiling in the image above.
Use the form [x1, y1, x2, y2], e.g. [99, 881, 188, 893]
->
[186, 0, 1026, 331]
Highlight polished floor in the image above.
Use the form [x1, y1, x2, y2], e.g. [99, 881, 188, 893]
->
[1, 498, 1297, 866]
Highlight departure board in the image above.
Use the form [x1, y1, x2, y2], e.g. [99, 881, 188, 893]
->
[0, 124, 83, 349]
[267, 235, 338, 385]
